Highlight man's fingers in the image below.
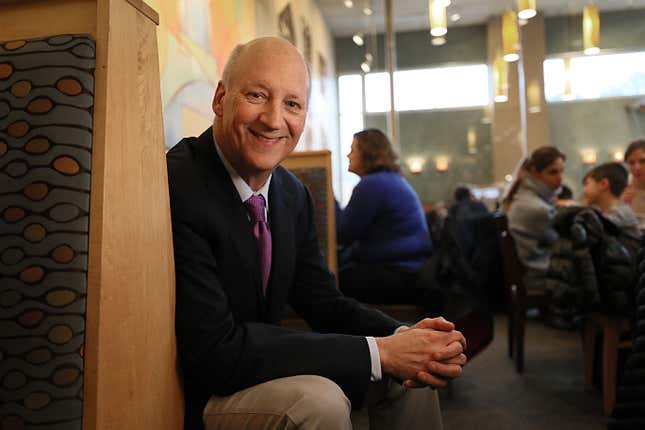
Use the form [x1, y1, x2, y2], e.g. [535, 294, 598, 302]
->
[427, 361, 463, 379]
[414, 371, 448, 388]
[413, 317, 454, 332]
[432, 341, 464, 361]
[442, 353, 467, 366]
[447, 330, 467, 350]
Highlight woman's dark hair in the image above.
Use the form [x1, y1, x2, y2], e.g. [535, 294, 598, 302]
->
[625, 139, 645, 162]
[526, 146, 566, 173]
[502, 146, 565, 210]
[353, 129, 401, 174]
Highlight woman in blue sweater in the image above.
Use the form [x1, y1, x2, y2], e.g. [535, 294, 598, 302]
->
[336, 128, 433, 304]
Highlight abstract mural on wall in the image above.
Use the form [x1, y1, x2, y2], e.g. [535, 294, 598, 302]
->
[0, 34, 95, 430]
[148, 0, 256, 149]
[278, 3, 296, 46]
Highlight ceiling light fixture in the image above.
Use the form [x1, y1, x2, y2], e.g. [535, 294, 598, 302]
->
[450, 13, 461, 22]
[583, 4, 600, 55]
[502, 11, 520, 62]
[363, 7, 373, 15]
[435, 0, 451, 7]
[517, 0, 537, 20]
[360, 61, 371, 73]
[352, 33, 364, 46]
[344, 0, 354, 8]
[429, 0, 448, 37]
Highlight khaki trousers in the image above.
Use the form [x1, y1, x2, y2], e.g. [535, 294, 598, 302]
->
[203, 375, 442, 430]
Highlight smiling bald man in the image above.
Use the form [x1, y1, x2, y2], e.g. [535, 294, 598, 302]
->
[167, 37, 466, 430]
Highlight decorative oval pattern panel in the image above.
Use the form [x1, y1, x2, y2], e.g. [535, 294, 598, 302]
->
[0, 34, 95, 430]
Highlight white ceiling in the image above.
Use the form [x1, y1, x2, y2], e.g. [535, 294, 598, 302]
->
[314, 0, 645, 36]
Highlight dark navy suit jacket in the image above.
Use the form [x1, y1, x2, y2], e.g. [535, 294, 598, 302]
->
[167, 128, 400, 429]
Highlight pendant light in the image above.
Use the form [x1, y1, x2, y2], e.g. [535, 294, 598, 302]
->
[583, 4, 600, 55]
[517, 0, 537, 20]
[429, 0, 448, 37]
[502, 11, 519, 62]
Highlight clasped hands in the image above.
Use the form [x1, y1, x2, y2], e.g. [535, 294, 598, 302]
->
[375, 317, 467, 389]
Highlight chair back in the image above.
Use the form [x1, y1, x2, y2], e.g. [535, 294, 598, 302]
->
[493, 213, 527, 304]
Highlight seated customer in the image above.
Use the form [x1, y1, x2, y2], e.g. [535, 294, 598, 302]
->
[447, 186, 489, 260]
[622, 139, 645, 229]
[506, 146, 566, 284]
[336, 129, 432, 304]
[583, 162, 641, 252]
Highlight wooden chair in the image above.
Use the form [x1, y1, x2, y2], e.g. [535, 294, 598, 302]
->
[583, 313, 632, 415]
[493, 213, 550, 373]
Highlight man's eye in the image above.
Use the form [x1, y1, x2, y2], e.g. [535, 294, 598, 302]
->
[286, 101, 301, 109]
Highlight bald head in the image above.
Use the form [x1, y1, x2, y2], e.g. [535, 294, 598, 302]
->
[221, 37, 311, 101]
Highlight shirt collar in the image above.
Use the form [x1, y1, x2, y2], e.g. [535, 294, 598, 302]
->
[213, 131, 271, 210]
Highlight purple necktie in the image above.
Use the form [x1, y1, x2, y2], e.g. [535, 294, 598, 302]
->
[245, 195, 272, 295]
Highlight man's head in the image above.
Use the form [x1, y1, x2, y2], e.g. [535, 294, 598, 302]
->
[454, 186, 472, 202]
[583, 162, 628, 205]
[212, 37, 310, 190]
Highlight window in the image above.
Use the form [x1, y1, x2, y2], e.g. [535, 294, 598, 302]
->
[364, 64, 489, 113]
[544, 51, 645, 102]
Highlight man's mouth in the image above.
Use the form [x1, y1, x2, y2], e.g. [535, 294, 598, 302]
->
[249, 129, 284, 144]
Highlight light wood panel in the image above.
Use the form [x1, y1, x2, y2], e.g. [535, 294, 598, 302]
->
[1, 1, 183, 428]
[85, 0, 183, 429]
[0, 0, 96, 39]
[281, 150, 338, 274]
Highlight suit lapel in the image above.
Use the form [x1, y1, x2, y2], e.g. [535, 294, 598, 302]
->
[195, 129, 263, 302]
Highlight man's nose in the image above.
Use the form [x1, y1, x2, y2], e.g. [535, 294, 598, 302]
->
[259, 101, 282, 130]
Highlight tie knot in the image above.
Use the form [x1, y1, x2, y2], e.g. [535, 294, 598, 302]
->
[245, 195, 266, 223]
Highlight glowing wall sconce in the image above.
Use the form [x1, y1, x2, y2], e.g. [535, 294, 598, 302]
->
[517, 0, 537, 20]
[581, 148, 597, 164]
[493, 56, 509, 103]
[467, 126, 478, 154]
[408, 157, 425, 174]
[613, 150, 624, 162]
[502, 11, 519, 62]
[431, 36, 446, 46]
[562, 57, 575, 101]
[429, 0, 448, 37]
[435, 156, 450, 172]
[527, 79, 542, 113]
[583, 4, 600, 55]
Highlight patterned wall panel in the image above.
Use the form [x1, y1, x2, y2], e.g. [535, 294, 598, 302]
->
[0, 35, 95, 430]
[288, 167, 330, 264]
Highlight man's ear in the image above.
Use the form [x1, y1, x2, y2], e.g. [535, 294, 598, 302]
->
[600, 177, 611, 191]
[212, 81, 225, 117]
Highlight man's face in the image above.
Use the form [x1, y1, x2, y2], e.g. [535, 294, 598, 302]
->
[213, 40, 308, 187]
[583, 177, 605, 205]
[532, 157, 565, 191]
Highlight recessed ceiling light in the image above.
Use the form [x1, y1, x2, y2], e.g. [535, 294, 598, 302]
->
[344, 0, 353, 8]
[352, 33, 364, 46]
[450, 13, 461, 22]
[361, 61, 371, 73]
[363, 7, 373, 15]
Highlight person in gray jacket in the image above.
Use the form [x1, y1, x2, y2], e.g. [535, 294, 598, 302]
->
[506, 147, 566, 283]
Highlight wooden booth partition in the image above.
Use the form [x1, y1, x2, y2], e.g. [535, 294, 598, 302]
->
[0, 1, 183, 429]
[281, 150, 338, 275]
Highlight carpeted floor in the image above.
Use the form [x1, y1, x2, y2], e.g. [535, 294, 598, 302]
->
[352, 315, 607, 429]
